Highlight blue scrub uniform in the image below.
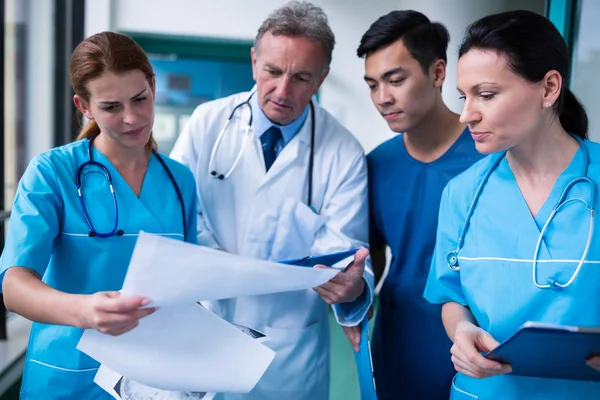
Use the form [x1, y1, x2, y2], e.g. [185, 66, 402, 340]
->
[368, 128, 482, 399]
[0, 139, 198, 399]
[425, 140, 600, 399]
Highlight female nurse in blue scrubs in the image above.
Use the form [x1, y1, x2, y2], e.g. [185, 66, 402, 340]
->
[424, 10, 600, 399]
[0, 32, 198, 399]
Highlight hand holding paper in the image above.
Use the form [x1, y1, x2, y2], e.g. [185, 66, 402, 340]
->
[78, 232, 343, 396]
[313, 248, 369, 304]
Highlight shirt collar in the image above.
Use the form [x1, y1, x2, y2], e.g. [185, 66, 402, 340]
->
[249, 92, 309, 145]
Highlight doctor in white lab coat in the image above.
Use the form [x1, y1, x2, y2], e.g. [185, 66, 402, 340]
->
[170, 2, 373, 399]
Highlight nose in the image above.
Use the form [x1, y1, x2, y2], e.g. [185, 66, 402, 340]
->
[459, 98, 481, 126]
[274, 75, 292, 99]
[376, 85, 394, 107]
[122, 104, 139, 125]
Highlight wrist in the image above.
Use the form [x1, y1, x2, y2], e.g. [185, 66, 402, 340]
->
[454, 320, 477, 339]
[69, 294, 91, 329]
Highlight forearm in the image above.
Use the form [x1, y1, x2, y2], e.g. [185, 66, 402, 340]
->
[442, 301, 477, 342]
[3, 267, 86, 328]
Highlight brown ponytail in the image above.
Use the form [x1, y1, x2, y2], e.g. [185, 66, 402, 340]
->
[76, 120, 101, 141]
[558, 88, 588, 140]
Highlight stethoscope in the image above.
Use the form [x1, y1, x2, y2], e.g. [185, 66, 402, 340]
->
[207, 93, 317, 210]
[76, 135, 187, 239]
[446, 135, 596, 289]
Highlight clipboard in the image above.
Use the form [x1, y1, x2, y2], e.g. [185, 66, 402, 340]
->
[280, 249, 359, 268]
[354, 318, 377, 399]
[485, 321, 600, 381]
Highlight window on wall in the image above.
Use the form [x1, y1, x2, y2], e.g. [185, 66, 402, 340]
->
[150, 55, 254, 154]
[570, 0, 600, 140]
[125, 33, 255, 155]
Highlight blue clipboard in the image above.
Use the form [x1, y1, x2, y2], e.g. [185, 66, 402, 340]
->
[354, 318, 377, 399]
[485, 321, 600, 381]
[280, 249, 359, 268]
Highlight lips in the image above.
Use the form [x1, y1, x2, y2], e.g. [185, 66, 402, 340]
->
[123, 126, 145, 136]
[470, 131, 489, 141]
[270, 100, 291, 109]
[382, 111, 403, 120]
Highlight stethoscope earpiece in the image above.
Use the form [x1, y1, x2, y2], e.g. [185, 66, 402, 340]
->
[210, 171, 225, 180]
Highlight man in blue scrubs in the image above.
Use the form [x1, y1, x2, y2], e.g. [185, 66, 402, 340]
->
[352, 10, 484, 399]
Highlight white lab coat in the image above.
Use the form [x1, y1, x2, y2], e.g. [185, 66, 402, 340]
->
[170, 91, 373, 400]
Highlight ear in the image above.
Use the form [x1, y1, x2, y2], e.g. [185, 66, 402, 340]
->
[314, 67, 330, 95]
[73, 95, 94, 120]
[542, 70, 562, 109]
[431, 59, 446, 89]
[251, 47, 258, 81]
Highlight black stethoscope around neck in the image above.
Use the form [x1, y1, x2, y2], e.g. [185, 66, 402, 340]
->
[76, 135, 187, 239]
[207, 93, 317, 211]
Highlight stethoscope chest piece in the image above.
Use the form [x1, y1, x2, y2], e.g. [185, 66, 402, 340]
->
[447, 251, 460, 271]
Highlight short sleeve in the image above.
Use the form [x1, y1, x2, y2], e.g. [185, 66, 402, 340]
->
[0, 155, 62, 287]
[423, 183, 468, 306]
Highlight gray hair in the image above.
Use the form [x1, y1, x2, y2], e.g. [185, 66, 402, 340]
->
[255, 1, 335, 68]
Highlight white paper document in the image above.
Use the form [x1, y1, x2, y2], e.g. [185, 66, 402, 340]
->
[120, 232, 339, 306]
[79, 303, 274, 394]
[78, 232, 339, 396]
[94, 363, 216, 400]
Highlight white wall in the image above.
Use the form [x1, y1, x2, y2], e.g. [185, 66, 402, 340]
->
[86, 0, 544, 153]
[26, 0, 55, 161]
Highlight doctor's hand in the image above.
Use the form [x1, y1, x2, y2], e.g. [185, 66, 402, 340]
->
[342, 325, 361, 352]
[342, 307, 374, 352]
[451, 321, 512, 379]
[586, 355, 600, 371]
[313, 248, 369, 305]
[79, 292, 156, 336]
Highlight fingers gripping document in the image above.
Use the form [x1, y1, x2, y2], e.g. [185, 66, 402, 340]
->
[77, 232, 340, 397]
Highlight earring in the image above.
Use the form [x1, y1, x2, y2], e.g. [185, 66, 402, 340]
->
[545, 102, 552, 108]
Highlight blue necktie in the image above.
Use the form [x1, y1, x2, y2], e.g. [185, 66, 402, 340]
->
[261, 126, 282, 171]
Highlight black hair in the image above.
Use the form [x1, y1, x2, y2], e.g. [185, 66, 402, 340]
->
[357, 10, 450, 74]
[459, 10, 588, 139]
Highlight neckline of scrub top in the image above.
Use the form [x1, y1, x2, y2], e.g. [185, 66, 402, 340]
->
[249, 92, 310, 146]
[499, 144, 585, 232]
[89, 141, 158, 200]
[399, 126, 471, 167]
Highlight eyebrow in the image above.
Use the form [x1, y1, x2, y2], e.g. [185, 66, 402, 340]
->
[458, 81, 499, 92]
[98, 88, 148, 105]
[265, 63, 313, 78]
[364, 66, 407, 82]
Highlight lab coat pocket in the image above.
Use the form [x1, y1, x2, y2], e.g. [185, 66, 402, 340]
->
[270, 197, 326, 261]
[450, 374, 479, 399]
[261, 321, 327, 392]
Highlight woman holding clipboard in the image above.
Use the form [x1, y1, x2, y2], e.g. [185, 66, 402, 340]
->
[424, 10, 600, 400]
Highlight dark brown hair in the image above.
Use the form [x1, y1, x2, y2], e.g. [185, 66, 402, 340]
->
[70, 31, 157, 151]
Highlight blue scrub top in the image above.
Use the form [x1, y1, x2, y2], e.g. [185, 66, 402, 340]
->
[425, 139, 600, 399]
[368, 128, 482, 400]
[0, 139, 198, 399]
